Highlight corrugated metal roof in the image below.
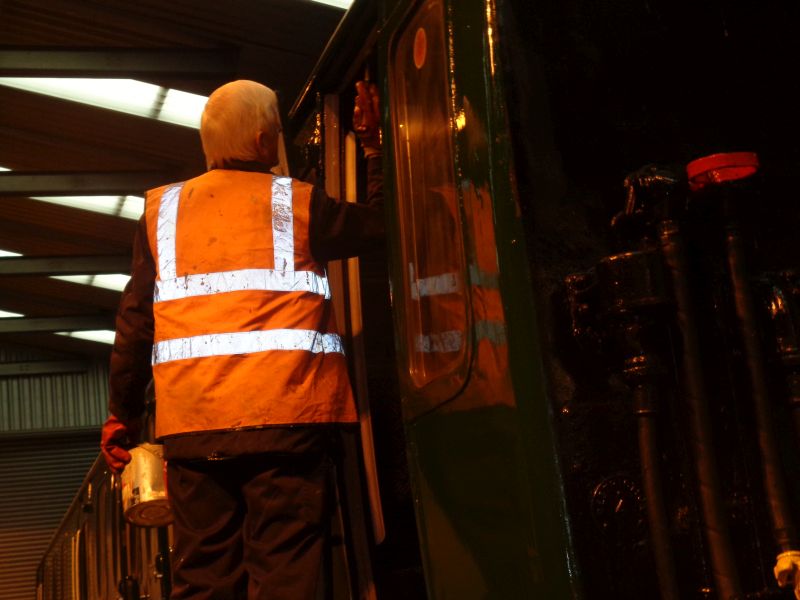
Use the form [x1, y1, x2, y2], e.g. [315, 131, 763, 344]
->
[0, 0, 347, 357]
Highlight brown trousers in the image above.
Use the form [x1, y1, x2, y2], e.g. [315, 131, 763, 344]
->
[166, 450, 331, 600]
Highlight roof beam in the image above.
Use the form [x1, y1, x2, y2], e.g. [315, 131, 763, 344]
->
[0, 48, 237, 78]
[0, 255, 130, 276]
[0, 360, 90, 377]
[0, 332, 112, 358]
[0, 171, 173, 196]
[0, 315, 115, 333]
[0, 277, 121, 314]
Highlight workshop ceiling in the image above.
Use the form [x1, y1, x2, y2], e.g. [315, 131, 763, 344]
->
[0, 0, 348, 358]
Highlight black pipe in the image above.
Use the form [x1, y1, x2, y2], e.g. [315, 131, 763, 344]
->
[725, 228, 798, 553]
[659, 220, 742, 600]
[596, 249, 683, 598]
[633, 382, 681, 600]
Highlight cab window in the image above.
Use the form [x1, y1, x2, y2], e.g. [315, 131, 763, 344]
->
[390, 0, 470, 397]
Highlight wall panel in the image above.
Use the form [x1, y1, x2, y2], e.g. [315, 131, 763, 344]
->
[0, 430, 98, 600]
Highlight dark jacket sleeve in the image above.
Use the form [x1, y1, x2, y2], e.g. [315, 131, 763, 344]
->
[309, 154, 385, 262]
[108, 215, 155, 421]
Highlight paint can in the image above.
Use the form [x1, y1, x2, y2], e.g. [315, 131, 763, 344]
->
[120, 443, 172, 527]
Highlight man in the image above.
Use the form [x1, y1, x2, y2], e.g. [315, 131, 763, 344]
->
[101, 79, 382, 599]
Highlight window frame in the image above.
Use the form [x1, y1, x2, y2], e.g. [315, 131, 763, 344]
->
[387, 0, 474, 417]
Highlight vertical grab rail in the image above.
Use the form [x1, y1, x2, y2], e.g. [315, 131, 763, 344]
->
[345, 130, 387, 544]
[323, 93, 379, 600]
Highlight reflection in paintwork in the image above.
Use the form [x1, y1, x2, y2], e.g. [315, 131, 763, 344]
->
[390, 0, 469, 392]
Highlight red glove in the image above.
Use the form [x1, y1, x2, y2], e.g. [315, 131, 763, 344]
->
[353, 80, 381, 153]
[100, 415, 140, 473]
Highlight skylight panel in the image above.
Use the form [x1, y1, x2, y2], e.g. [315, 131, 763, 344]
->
[53, 274, 130, 292]
[160, 88, 208, 129]
[310, 0, 353, 8]
[0, 77, 206, 129]
[56, 330, 116, 345]
[31, 195, 144, 220]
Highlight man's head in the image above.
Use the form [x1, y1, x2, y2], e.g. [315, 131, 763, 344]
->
[200, 80, 282, 170]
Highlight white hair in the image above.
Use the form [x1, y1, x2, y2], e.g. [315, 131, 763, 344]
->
[200, 80, 281, 170]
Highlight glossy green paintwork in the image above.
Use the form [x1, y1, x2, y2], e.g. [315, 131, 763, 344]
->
[376, 0, 579, 597]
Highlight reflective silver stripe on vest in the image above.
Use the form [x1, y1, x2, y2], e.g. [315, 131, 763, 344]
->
[475, 319, 507, 345]
[272, 176, 294, 271]
[408, 263, 460, 300]
[154, 268, 331, 302]
[414, 330, 463, 353]
[152, 329, 344, 364]
[156, 183, 184, 280]
[468, 263, 500, 289]
[413, 321, 506, 355]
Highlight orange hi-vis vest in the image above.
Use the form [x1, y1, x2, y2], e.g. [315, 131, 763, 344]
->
[144, 169, 356, 439]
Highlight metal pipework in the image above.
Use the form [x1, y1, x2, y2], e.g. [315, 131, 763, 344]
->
[658, 220, 743, 600]
[632, 382, 680, 600]
[601, 250, 680, 600]
[596, 250, 681, 600]
[569, 249, 681, 600]
[621, 164, 742, 599]
[686, 147, 800, 593]
[725, 228, 798, 554]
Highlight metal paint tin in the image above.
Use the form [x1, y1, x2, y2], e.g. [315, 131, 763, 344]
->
[120, 443, 172, 527]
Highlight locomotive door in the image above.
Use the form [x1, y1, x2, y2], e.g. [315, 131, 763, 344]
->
[382, 0, 577, 597]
